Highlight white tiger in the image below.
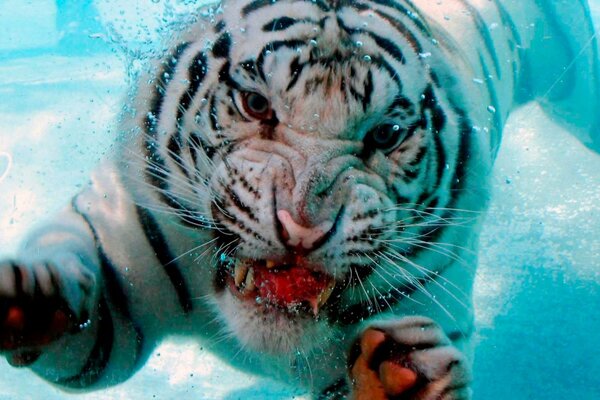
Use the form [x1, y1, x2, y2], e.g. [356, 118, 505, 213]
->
[1, 0, 598, 399]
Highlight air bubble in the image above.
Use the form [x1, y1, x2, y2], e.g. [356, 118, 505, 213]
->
[487, 105, 496, 113]
[363, 55, 372, 62]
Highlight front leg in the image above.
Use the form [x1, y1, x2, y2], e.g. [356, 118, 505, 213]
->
[0, 199, 146, 390]
[349, 317, 471, 400]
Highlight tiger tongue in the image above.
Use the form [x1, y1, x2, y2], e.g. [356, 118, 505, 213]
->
[253, 266, 331, 313]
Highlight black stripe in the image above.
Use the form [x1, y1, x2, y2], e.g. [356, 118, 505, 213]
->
[286, 56, 304, 92]
[144, 42, 190, 138]
[135, 205, 194, 313]
[178, 51, 208, 118]
[240, 59, 259, 78]
[456, 0, 501, 78]
[491, 0, 522, 46]
[212, 32, 231, 59]
[75, 221, 130, 319]
[479, 52, 502, 156]
[263, 16, 299, 32]
[241, 0, 329, 17]
[214, 19, 226, 33]
[209, 93, 220, 131]
[190, 131, 216, 160]
[406, 143, 428, 168]
[374, 8, 423, 54]
[166, 132, 194, 184]
[169, 51, 209, 182]
[387, 95, 416, 116]
[336, 19, 405, 65]
[362, 0, 432, 37]
[11, 263, 22, 296]
[362, 69, 373, 112]
[144, 43, 191, 196]
[421, 85, 447, 189]
[56, 296, 114, 388]
[222, 182, 259, 223]
[256, 39, 307, 82]
[368, 31, 405, 64]
[71, 198, 145, 366]
[370, 55, 403, 88]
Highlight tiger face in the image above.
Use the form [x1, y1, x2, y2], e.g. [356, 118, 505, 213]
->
[148, 0, 475, 355]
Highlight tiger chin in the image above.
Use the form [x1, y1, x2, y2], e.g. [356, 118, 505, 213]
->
[1, 0, 599, 399]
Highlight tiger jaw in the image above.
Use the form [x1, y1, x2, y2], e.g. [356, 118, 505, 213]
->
[220, 256, 336, 317]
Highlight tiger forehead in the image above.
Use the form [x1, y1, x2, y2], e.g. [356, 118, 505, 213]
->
[214, 0, 423, 136]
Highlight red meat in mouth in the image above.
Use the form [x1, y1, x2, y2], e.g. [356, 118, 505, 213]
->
[226, 258, 336, 316]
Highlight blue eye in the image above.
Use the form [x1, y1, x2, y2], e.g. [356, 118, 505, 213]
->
[364, 124, 405, 152]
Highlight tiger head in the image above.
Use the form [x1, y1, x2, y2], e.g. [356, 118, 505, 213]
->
[141, 0, 486, 356]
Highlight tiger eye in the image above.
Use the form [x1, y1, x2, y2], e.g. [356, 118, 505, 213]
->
[242, 91, 272, 120]
[365, 124, 405, 152]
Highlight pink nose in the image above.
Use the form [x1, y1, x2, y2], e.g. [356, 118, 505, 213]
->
[276, 210, 334, 250]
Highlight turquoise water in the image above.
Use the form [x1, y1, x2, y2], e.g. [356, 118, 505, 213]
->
[0, 1, 598, 399]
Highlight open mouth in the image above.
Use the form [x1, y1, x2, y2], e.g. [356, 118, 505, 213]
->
[222, 257, 336, 316]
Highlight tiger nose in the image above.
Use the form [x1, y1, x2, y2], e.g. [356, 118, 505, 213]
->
[276, 209, 336, 251]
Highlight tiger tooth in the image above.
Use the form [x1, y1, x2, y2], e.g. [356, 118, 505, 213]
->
[245, 267, 255, 292]
[234, 264, 249, 287]
[317, 281, 336, 308]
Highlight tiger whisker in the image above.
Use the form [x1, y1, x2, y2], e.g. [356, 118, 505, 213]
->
[364, 253, 423, 307]
[404, 238, 477, 259]
[374, 237, 470, 267]
[383, 249, 469, 311]
[168, 236, 220, 266]
[353, 268, 374, 308]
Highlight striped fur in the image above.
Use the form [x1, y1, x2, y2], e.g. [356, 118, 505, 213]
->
[1, 0, 598, 398]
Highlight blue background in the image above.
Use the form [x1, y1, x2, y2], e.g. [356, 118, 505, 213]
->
[0, 1, 598, 398]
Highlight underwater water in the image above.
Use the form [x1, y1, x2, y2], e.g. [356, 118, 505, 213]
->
[0, 0, 598, 399]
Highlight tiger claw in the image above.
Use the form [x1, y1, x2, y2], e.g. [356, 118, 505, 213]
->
[0, 297, 79, 350]
[0, 260, 87, 352]
[7, 349, 42, 367]
[349, 317, 471, 400]
[350, 328, 420, 400]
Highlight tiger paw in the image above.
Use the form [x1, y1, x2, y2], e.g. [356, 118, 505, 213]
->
[349, 317, 471, 400]
[0, 259, 95, 362]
